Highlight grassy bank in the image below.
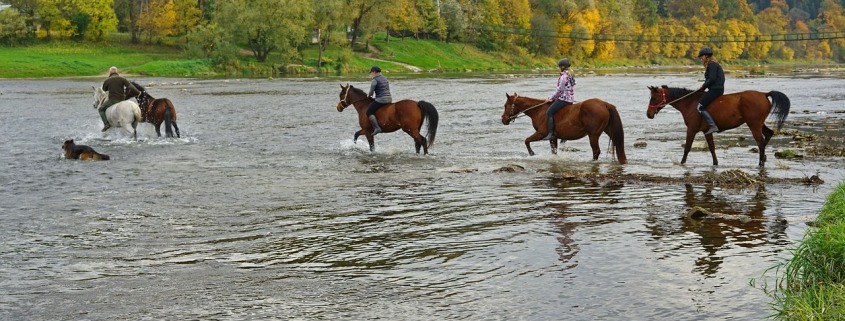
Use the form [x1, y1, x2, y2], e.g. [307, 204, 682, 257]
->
[0, 35, 678, 78]
[0, 41, 217, 78]
[764, 182, 845, 320]
[0, 35, 837, 78]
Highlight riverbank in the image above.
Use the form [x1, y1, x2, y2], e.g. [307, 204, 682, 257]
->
[2, 37, 844, 79]
[764, 181, 845, 319]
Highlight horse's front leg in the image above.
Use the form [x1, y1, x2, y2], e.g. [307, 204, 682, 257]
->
[524, 132, 547, 156]
[704, 133, 718, 166]
[354, 130, 363, 143]
[681, 129, 698, 165]
[550, 138, 558, 155]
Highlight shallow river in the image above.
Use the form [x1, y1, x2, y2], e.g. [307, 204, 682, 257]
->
[1, 72, 844, 320]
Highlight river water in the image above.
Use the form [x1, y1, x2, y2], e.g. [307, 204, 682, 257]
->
[1, 73, 844, 320]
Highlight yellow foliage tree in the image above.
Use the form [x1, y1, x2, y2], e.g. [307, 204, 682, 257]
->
[137, 0, 177, 43]
[659, 19, 692, 58]
[172, 0, 202, 36]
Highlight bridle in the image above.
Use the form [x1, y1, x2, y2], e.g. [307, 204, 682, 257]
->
[648, 87, 697, 113]
[502, 94, 546, 122]
[338, 86, 369, 110]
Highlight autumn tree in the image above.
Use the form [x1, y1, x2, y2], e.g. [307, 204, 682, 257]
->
[440, 0, 467, 42]
[0, 7, 28, 45]
[172, 0, 202, 36]
[312, 0, 345, 71]
[214, 0, 313, 62]
[818, 0, 845, 58]
[137, 0, 176, 43]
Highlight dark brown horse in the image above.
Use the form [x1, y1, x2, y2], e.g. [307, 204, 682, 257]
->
[336, 84, 439, 154]
[126, 81, 180, 138]
[501, 93, 627, 164]
[646, 86, 790, 166]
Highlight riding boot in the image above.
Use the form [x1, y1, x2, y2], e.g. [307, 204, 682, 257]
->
[541, 116, 556, 140]
[99, 110, 111, 132]
[700, 110, 719, 135]
[368, 115, 382, 135]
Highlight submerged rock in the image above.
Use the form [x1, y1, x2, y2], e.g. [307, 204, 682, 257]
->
[493, 164, 525, 173]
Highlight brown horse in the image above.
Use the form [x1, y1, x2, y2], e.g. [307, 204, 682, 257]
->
[336, 84, 439, 154]
[646, 85, 790, 166]
[126, 81, 180, 138]
[501, 93, 627, 164]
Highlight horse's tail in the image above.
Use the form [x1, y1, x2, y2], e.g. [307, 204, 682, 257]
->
[767, 91, 790, 132]
[131, 102, 143, 124]
[163, 99, 176, 137]
[606, 102, 627, 164]
[419, 100, 438, 148]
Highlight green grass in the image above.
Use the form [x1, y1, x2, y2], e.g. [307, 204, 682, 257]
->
[0, 41, 192, 78]
[763, 181, 845, 320]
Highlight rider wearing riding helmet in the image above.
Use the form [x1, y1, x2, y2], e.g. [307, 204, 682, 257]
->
[100, 66, 139, 132]
[542, 58, 575, 140]
[697, 47, 723, 135]
[366, 66, 392, 135]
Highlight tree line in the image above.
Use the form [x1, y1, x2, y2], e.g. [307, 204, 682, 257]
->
[1, 0, 844, 66]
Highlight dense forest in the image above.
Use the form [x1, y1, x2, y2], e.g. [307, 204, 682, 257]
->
[1, 0, 844, 65]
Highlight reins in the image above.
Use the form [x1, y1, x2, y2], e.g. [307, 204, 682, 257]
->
[651, 87, 698, 110]
[506, 94, 547, 122]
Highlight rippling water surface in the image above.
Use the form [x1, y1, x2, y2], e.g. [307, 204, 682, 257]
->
[1, 73, 844, 320]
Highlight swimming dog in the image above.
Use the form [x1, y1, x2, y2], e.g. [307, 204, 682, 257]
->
[62, 139, 110, 160]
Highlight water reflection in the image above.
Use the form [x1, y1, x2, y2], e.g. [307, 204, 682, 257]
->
[645, 180, 788, 277]
[540, 163, 628, 267]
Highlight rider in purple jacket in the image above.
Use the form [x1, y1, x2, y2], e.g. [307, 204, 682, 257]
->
[542, 58, 575, 140]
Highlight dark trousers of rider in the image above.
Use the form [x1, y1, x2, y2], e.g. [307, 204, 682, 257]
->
[546, 100, 572, 135]
[698, 88, 723, 111]
[366, 101, 388, 116]
[99, 99, 119, 125]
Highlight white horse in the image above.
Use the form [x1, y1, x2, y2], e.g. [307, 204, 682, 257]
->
[92, 86, 143, 140]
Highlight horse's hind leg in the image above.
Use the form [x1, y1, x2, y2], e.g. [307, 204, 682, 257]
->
[750, 128, 767, 166]
[154, 122, 163, 137]
[762, 125, 774, 146]
[367, 135, 375, 152]
[589, 134, 601, 160]
[172, 121, 180, 138]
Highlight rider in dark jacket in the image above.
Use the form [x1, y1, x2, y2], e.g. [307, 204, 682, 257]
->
[697, 47, 723, 135]
[366, 66, 392, 135]
[100, 66, 139, 131]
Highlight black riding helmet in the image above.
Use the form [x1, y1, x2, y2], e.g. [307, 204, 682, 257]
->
[557, 58, 571, 68]
[698, 47, 713, 58]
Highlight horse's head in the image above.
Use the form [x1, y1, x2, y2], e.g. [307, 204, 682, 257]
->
[337, 83, 368, 112]
[501, 93, 520, 125]
[646, 86, 669, 119]
[92, 86, 107, 109]
[337, 84, 350, 112]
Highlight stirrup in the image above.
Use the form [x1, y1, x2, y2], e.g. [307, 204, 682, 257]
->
[703, 126, 718, 135]
[542, 133, 556, 140]
[101, 125, 111, 132]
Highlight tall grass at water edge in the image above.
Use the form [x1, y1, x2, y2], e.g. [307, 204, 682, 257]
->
[761, 182, 845, 320]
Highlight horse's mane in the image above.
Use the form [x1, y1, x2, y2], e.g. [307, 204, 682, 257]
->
[663, 86, 698, 99]
[131, 81, 155, 99]
[348, 85, 366, 97]
[131, 81, 146, 92]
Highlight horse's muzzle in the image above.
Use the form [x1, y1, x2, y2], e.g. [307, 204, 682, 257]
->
[501, 115, 511, 125]
[336, 102, 345, 112]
